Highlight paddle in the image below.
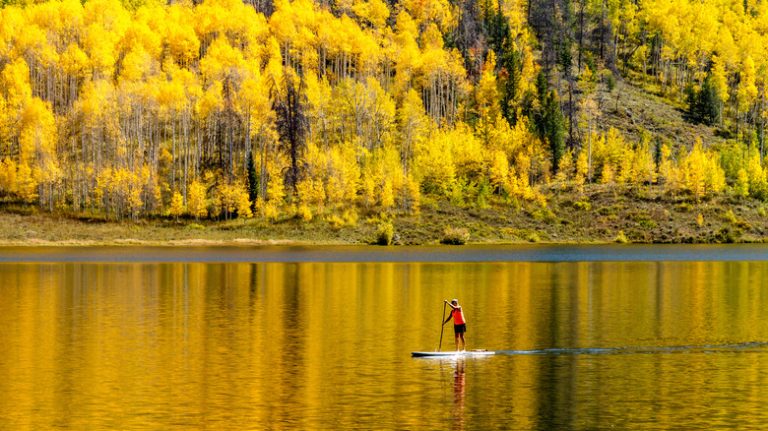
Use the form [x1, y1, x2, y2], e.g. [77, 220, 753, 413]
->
[438, 300, 447, 351]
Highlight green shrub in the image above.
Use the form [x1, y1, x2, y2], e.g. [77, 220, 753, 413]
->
[597, 205, 621, 216]
[634, 214, 657, 229]
[441, 227, 470, 245]
[375, 222, 394, 245]
[574, 200, 592, 211]
[713, 227, 740, 243]
[527, 232, 541, 243]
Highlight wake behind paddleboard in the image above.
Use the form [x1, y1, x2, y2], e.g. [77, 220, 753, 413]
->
[411, 350, 495, 358]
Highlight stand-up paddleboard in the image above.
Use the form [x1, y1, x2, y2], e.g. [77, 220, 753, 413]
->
[411, 349, 495, 358]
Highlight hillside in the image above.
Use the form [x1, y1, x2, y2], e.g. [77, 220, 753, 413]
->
[0, 0, 766, 244]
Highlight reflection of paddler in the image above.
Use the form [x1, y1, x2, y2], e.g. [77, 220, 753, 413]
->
[452, 359, 466, 431]
[454, 359, 465, 401]
[443, 299, 467, 351]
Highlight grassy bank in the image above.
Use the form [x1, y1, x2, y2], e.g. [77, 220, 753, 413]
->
[1, 184, 766, 246]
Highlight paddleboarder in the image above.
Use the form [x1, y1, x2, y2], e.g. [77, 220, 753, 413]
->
[443, 299, 467, 351]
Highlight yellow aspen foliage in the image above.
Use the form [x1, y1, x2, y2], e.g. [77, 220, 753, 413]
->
[710, 55, 729, 104]
[680, 141, 707, 200]
[266, 158, 286, 204]
[706, 159, 726, 195]
[555, 150, 573, 184]
[82, 0, 130, 78]
[1, 58, 31, 107]
[196, 81, 223, 121]
[19, 98, 58, 176]
[616, 147, 635, 185]
[734, 168, 750, 198]
[129, 187, 143, 219]
[361, 174, 376, 208]
[235, 186, 253, 219]
[188, 179, 208, 220]
[164, 4, 200, 66]
[352, 0, 390, 29]
[208, 189, 221, 219]
[737, 56, 758, 115]
[489, 150, 510, 193]
[325, 175, 345, 206]
[297, 204, 313, 221]
[142, 165, 161, 212]
[574, 150, 589, 187]
[297, 177, 326, 209]
[600, 128, 625, 183]
[657, 143, 673, 183]
[213, 181, 251, 219]
[0, 158, 17, 194]
[15, 162, 37, 202]
[0, 0, 754, 224]
[668, 139, 725, 199]
[513, 151, 532, 193]
[0, 97, 9, 145]
[169, 190, 185, 219]
[120, 47, 154, 82]
[401, 174, 421, 215]
[94, 167, 111, 209]
[414, 128, 456, 196]
[334, 142, 361, 203]
[601, 163, 615, 185]
[200, 37, 245, 84]
[263, 36, 284, 87]
[60, 44, 91, 79]
[633, 139, 657, 185]
[475, 52, 501, 145]
[393, 12, 421, 95]
[214, 183, 235, 218]
[258, 199, 279, 221]
[450, 123, 484, 180]
[746, 150, 767, 198]
[398, 89, 430, 169]
[380, 177, 395, 209]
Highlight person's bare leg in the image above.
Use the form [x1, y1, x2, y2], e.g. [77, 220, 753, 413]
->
[455, 333, 460, 351]
[459, 333, 466, 351]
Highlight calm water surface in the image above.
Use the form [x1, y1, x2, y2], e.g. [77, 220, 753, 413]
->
[2, 246, 768, 430]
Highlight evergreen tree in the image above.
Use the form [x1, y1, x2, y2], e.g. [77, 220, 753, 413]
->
[275, 72, 307, 194]
[500, 35, 523, 125]
[544, 90, 566, 172]
[531, 72, 566, 172]
[686, 74, 722, 126]
[247, 151, 259, 211]
[698, 75, 721, 126]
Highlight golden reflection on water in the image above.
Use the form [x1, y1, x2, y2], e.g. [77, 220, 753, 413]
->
[1, 261, 768, 429]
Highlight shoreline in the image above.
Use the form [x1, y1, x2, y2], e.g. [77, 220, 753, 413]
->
[0, 243, 766, 264]
[3, 184, 768, 247]
[0, 237, 612, 247]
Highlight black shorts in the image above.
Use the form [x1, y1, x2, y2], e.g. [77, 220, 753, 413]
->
[454, 324, 466, 334]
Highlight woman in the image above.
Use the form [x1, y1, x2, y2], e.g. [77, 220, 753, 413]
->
[443, 299, 467, 351]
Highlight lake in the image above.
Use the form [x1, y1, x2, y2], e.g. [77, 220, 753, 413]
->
[2, 245, 768, 430]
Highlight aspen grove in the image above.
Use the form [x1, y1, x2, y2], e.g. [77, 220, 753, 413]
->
[0, 0, 762, 223]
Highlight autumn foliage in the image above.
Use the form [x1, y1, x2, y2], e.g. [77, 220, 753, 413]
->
[0, 0, 763, 224]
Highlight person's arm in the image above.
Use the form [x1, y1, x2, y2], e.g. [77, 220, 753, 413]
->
[443, 300, 455, 325]
[443, 311, 453, 325]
